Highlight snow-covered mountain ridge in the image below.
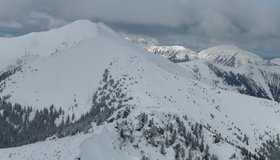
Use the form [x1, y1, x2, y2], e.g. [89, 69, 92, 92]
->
[148, 45, 197, 62]
[148, 45, 268, 67]
[197, 45, 266, 68]
[148, 44, 280, 103]
[0, 20, 280, 160]
[270, 58, 280, 66]
[0, 20, 99, 73]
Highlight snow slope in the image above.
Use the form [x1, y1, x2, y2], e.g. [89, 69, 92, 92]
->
[197, 45, 266, 67]
[0, 21, 128, 117]
[0, 134, 90, 160]
[0, 21, 280, 160]
[270, 58, 280, 66]
[0, 20, 99, 73]
[147, 44, 280, 103]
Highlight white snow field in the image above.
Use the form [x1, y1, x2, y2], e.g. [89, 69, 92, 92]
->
[0, 20, 99, 73]
[197, 45, 266, 68]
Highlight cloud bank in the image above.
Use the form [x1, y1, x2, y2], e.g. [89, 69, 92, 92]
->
[0, 0, 279, 57]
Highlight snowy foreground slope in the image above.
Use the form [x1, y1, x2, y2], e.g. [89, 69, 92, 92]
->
[0, 134, 90, 160]
[0, 20, 280, 160]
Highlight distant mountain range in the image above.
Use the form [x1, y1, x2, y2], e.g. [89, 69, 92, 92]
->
[149, 45, 280, 103]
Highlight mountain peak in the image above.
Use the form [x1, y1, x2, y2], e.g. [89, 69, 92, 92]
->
[49, 19, 99, 35]
[66, 19, 96, 26]
[148, 45, 196, 62]
[0, 20, 102, 72]
[198, 45, 265, 67]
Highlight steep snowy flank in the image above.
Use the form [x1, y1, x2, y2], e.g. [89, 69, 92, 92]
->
[197, 45, 265, 67]
[0, 22, 130, 118]
[147, 45, 280, 103]
[178, 59, 280, 103]
[148, 45, 197, 62]
[260, 67, 280, 102]
[0, 21, 280, 160]
[0, 20, 99, 72]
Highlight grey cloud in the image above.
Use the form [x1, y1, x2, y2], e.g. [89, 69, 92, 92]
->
[0, 0, 279, 57]
[0, 21, 23, 29]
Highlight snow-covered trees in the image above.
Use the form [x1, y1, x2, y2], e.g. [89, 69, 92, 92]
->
[114, 112, 221, 160]
[0, 97, 62, 148]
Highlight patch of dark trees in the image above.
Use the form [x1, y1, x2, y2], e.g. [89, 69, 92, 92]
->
[260, 70, 280, 102]
[258, 135, 280, 160]
[0, 67, 22, 92]
[208, 64, 271, 101]
[0, 68, 133, 148]
[114, 112, 220, 160]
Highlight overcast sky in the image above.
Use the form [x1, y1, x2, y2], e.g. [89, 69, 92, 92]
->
[0, 0, 279, 57]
